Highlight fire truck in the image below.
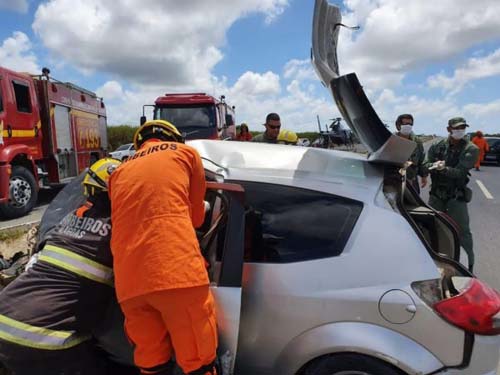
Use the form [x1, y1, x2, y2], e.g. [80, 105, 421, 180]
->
[141, 93, 236, 140]
[0, 66, 108, 219]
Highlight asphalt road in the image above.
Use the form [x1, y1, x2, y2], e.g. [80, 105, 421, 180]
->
[0, 187, 61, 230]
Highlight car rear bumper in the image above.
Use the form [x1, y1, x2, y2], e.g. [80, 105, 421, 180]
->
[434, 335, 500, 374]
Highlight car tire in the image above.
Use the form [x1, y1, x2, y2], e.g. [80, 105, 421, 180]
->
[301, 353, 406, 375]
[0, 166, 38, 219]
[122, 156, 128, 161]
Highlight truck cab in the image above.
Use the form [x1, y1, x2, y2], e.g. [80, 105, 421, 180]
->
[141, 93, 236, 141]
[0, 66, 107, 219]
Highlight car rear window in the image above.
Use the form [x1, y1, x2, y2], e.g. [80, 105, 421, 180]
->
[233, 181, 363, 263]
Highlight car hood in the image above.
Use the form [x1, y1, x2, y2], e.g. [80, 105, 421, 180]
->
[312, 0, 415, 166]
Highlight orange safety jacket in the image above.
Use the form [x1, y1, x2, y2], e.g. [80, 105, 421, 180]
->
[472, 136, 490, 161]
[108, 140, 208, 303]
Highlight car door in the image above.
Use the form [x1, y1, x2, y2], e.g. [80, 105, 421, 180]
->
[203, 182, 245, 375]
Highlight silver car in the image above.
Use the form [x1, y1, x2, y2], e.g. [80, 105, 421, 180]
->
[40, 1, 500, 374]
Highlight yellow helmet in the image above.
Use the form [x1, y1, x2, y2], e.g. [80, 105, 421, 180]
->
[277, 129, 298, 145]
[133, 120, 183, 150]
[83, 158, 121, 196]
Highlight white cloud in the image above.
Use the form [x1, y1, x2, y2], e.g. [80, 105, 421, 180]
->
[284, 59, 317, 81]
[32, 0, 289, 88]
[0, 32, 39, 73]
[427, 48, 500, 93]
[231, 71, 280, 97]
[338, 0, 500, 91]
[95, 81, 124, 101]
[0, 0, 28, 13]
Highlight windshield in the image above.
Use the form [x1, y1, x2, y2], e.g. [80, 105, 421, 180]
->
[155, 104, 216, 129]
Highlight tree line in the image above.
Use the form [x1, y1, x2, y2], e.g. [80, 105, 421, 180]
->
[107, 125, 500, 151]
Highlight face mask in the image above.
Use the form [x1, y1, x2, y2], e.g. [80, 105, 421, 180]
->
[399, 125, 412, 135]
[451, 129, 466, 140]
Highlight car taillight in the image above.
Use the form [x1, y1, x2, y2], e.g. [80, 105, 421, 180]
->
[433, 277, 500, 335]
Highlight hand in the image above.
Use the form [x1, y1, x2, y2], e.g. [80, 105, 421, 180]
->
[429, 160, 445, 171]
[420, 176, 428, 188]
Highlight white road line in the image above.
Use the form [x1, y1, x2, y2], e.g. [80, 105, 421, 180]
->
[476, 179, 494, 200]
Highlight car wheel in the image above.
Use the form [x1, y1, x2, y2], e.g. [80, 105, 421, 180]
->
[0, 166, 38, 219]
[301, 353, 406, 375]
[122, 156, 128, 161]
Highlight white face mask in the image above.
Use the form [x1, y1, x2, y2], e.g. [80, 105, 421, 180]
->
[451, 129, 466, 140]
[399, 125, 413, 135]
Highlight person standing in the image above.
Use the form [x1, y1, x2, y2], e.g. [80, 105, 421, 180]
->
[252, 113, 281, 143]
[236, 123, 252, 141]
[108, 120, 217, 375]
[0, 158, 125, 375]
[471, 130, 490, 171]
[425, 117, 479, 271]
[394, 114, 428, 193]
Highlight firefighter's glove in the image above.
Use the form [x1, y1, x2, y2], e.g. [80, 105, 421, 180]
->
[429, 160, 446, 171]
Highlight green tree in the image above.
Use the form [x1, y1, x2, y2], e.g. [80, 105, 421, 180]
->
[107, 125, 138, 151]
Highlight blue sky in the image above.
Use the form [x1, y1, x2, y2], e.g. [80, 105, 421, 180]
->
[1, 0, 500, 136]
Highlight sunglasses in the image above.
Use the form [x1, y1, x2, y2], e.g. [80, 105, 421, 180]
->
[266, 124, 281, 130]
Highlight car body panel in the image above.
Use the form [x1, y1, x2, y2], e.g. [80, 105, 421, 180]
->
[275, 322, 444, 375]
[190, 139, 469, 374]
[484, 137, 500, 164]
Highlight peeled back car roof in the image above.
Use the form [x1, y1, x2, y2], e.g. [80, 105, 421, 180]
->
[311, 0, 415, 166]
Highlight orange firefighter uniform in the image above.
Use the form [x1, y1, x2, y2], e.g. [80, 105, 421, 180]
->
[472, 131, 490, 169]
[108, 139, 217, 374]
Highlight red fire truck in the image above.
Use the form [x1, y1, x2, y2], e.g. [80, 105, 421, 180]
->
[0, 66, 108, 219]
[141, 93, 236, 140]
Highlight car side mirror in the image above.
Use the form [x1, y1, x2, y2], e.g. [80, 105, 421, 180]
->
[140, 116, 147, 125]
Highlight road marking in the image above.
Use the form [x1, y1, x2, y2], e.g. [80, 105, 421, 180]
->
[476, 180, 494, 200]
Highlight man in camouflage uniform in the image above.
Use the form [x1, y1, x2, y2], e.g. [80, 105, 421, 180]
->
[395, 114, 428, 193]
[425, 117, 479, 271]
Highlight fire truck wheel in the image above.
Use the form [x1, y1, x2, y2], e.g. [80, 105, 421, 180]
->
[0, 166, 38, 219]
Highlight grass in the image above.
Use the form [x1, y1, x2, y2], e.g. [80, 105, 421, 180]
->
[0, 227, 29, 243]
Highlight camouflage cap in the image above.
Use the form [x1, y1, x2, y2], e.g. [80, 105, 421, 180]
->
[448, 117, 469, 128]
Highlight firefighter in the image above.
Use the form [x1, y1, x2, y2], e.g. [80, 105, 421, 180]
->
[471, 130, 489, 171]
[0, 158, 128, 375]
[108, 120, 217, 375]
[425, 117, 479, 271]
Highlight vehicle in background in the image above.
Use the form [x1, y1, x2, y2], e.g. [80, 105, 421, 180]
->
[311, 116, 356, 149]
[109, 143, 135, 161]
[297, 138, 311, 147]
[141, 93, 236, 141]
[484, 137, 500, 165]
[0, 66, 107, 219]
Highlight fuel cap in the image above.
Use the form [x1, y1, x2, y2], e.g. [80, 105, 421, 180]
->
[379, 289, 416, 324]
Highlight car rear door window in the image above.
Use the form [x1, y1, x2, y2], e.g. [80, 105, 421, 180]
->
[234, 181, 363, 263]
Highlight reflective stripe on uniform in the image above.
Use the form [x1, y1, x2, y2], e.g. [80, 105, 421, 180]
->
[0, 314, 90, 350]
[39, 244, 113, 286]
